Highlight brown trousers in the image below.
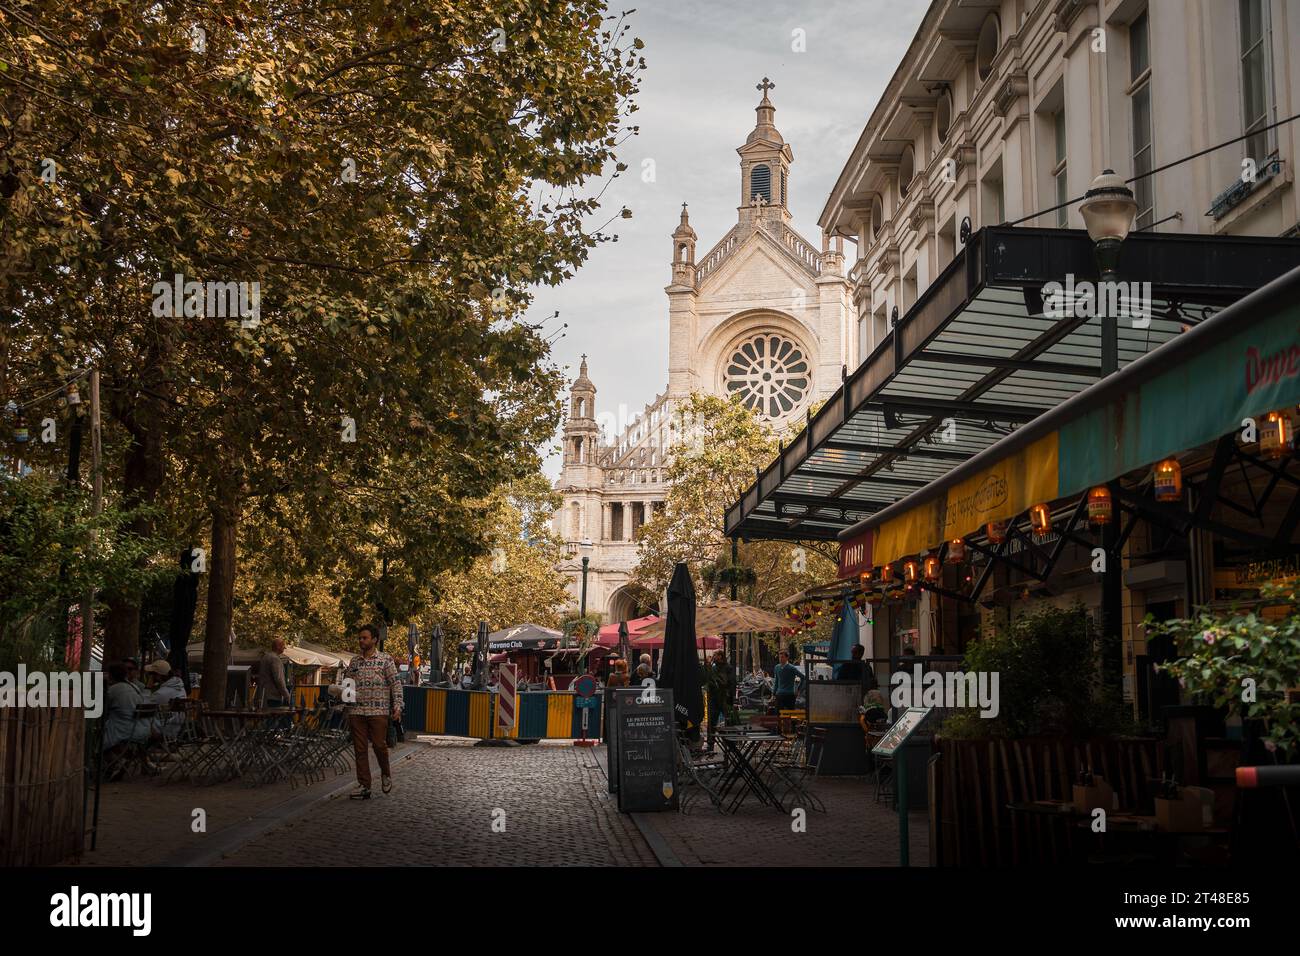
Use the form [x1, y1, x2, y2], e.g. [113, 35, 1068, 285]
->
[349, 715, 391, 789]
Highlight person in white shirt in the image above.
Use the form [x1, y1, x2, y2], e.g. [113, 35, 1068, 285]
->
[143, 659, 187, 738]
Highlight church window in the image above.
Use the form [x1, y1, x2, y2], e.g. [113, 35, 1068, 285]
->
[781, 170, 787, 205]
[724, 333, 810, 419]
[750, 164, 772, 203]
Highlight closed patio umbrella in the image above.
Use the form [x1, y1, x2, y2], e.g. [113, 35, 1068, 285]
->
[429, 624, 443, 683]
[659, 563, 704, 740]
[828, 597, 856, 679]
[472, 620, 489, 689]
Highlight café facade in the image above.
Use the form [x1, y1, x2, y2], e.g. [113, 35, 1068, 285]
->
[726, 225, 1300, 719]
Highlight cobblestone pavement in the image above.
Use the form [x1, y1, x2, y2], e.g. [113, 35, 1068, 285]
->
[637, 772, 929, 866]
[71, 745, 394, 866]
[218, 739, 658, 866]
[78, 739, 925, 867]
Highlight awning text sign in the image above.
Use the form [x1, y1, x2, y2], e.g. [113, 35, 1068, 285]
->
[875, 434, 1058, 566]
[837, 529, 874, 579]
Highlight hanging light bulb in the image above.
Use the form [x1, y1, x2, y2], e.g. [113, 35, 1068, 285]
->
[903, 558, 919, 583]
[13, 412, 28, 443]
[859, 568, 872, 587]
[880, 563, 893, 582]
[1260, 409, 1295, 461]
[924, 554, 941, 582]
[1153, 457, 1182, 502]
[986, 520, 1008, 544]
[946, 538, 965, 564]
[1086, 486, 1113, 526]
[1029, 503, 1051, 537]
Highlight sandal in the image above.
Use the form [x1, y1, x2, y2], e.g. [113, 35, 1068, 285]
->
[349, 786, 371, 800]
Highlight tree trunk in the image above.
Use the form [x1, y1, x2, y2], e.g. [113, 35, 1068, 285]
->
[102, 419, 166, 662]
[102, 332, 172, 663]
[201, 496, 240, 710]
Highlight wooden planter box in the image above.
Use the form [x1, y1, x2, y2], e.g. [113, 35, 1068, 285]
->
[929, 735, 1163, 866]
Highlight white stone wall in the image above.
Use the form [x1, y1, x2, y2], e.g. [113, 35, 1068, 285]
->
[826, 0, 1300, 346]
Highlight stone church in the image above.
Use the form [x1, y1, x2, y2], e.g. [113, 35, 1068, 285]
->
[554, 81, 855, 621]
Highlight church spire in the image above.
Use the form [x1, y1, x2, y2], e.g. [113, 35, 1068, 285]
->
[738, 78, 793, 224]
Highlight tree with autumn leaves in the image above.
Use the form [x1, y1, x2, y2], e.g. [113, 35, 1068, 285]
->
[1, 2, 643, 706]
[631, 392, 836, 626]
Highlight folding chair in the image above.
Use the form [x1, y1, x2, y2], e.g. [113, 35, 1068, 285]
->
[770, 724, 827, 813]
[675, 733, 725, 813]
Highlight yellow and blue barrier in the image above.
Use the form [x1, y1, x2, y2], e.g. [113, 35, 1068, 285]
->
[290, 684, 600, 739]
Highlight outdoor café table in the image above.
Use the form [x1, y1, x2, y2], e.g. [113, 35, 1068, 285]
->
[716, 729, 786, 814]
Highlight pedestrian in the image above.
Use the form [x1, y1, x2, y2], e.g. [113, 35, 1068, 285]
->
[342, 624, 403, 800]
[705, 649, 735, 751]
[634, 652, 653, 682]
[773, 649, 804, 711]
[607, 658, 629, 688]
[257, 638, 292, 710]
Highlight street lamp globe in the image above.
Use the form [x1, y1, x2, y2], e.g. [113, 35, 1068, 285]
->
[579, 537, 594, 560]
[1080, 169, 1138, 246]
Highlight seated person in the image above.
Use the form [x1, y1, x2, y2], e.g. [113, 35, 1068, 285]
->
[143, 659, 187, 738]
[102, 663, 150, 773]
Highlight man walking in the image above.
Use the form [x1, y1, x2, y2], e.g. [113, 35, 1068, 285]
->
[343, 624, 403, 800]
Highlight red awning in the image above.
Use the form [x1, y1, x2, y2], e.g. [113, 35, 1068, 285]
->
[595, 614, 660, 647]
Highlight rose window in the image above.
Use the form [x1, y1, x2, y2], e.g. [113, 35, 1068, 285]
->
[724, 333, 810, 418]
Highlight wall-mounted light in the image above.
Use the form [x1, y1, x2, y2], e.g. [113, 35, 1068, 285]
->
[946, 538, 965, 563]
[986, 520, 1008, 544]
[1261, 409, 1294, 460]
[924, 554, 941, 582]
[1086, 485, 1113, 526]
[1029, 503, 1052, 537]
[1153, 457, 1183, 502]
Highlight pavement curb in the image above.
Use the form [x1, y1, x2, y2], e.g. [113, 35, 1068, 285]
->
[154, 742, 427, 867]
[588, 745, 679, 867]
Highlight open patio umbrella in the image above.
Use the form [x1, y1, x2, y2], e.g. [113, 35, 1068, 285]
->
[827, 597, 857, 679]
[658, 563, 704, 740]
[636, 599, 790, 638]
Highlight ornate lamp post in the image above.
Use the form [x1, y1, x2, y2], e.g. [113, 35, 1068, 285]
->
[1079, 169, 1138, 376]
[1079, 168, 1137, 699]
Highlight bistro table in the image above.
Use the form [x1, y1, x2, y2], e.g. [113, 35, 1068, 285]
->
[716, 728, 787, 814]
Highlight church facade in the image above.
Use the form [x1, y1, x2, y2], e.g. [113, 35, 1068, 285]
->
[554, 82, 855, 621]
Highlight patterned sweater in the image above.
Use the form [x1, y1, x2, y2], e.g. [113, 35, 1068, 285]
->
[343, 651, 403, 717]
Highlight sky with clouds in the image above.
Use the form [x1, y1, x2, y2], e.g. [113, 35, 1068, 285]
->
[532, 0, 931, 478]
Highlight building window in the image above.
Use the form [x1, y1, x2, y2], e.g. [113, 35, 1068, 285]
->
[1240, 0, 1275, 165]
[724, 333, 810, 419]
[750, 164, 772, 203]
[936, 88, 952, 144]
[1053, 110, 1068, 227]
[870, 194, 883, 240]
[977, 14, 1000, 82]
[1129, 10, 1155, 230]
[899, 146, 915, 199]
[781, 170, 787, 205]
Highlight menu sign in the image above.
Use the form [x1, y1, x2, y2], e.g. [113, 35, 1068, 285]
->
[871, 706, 931, 757]
[615, 689, 679, 813]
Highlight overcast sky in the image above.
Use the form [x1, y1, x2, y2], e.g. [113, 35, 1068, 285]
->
[533, 0, 930, 478]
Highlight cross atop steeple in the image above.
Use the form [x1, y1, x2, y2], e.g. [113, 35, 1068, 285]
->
[756, 77, 775, 97]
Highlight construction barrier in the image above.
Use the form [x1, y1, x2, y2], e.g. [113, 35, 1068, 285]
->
[290, 684, 601, 740]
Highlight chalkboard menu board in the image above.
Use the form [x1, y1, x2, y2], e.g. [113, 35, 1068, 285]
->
[615, 688, 678, 813]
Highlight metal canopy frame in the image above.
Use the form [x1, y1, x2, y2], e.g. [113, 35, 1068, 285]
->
[925, 430, 1300, 606]
[725, 226, 1300, 543]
